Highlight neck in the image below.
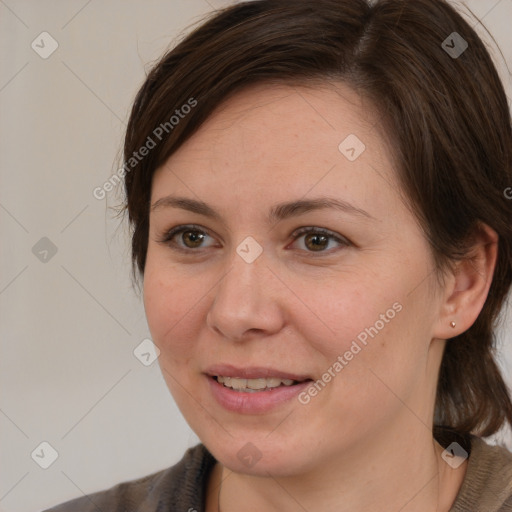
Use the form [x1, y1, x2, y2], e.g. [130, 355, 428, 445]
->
[208, 425, 467, 512]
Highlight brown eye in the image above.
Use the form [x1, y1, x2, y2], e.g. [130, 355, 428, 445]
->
[290, 227, 349, 254]
[181, 230, 205, 248]
[159, 225, 216, 252]
[304, 233, 329, 251]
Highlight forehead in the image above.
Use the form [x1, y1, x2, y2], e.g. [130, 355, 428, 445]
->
[152, 81, 398, 216]
[171, 81, 381, 154]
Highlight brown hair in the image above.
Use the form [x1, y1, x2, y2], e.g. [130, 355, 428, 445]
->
[122, 0, 512, 445]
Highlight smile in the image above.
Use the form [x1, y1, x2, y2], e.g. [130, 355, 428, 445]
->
[214, 376, 301, 392]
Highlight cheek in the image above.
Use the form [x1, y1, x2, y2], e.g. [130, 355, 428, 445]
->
[143, 259, 203, 359]
[143, 263, 207, 419]
[290, 268, 425, 408]
[288, 270, 401, 361]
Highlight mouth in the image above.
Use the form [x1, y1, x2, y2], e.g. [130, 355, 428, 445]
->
[204, 364, 314, 413]
[212, 375, 310, 392]
[205, 364, 312, 386]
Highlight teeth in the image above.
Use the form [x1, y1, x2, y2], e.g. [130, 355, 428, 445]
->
[216, 376, 297, 391]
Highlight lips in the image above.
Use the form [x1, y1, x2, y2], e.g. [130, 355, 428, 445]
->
[204, 363, 312, 382]
[206, 369, 314, 413]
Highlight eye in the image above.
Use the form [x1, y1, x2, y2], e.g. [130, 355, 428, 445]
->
[157, 224, 350, 255]
[158, 224, 217, 252]
[289, 226, 350, 254]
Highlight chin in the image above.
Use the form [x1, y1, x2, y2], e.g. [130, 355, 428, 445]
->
[201, 429, 319, 477]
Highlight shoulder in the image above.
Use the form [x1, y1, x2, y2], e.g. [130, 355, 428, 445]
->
[451, 435, 512, 512]
[42, 444, 216, 512]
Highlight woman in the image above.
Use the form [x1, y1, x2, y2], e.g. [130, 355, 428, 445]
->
[45, 0, 512, 510]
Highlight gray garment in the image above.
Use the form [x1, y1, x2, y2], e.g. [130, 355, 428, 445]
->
[43, 436, 512, 511]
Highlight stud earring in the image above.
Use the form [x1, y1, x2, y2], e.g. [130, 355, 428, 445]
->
[450, 321, 456, 328]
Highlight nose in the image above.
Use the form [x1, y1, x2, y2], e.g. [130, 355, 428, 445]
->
[206, 246, 286, 342]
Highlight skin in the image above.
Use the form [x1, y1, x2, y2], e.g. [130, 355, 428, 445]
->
[143, 82, 498, 512]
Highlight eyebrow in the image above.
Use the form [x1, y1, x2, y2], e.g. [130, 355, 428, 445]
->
[150, 195, 375, 223]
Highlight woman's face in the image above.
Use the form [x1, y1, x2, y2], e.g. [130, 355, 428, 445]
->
[144, 82, 447, 476]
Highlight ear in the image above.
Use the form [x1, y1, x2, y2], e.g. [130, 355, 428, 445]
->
[433, 223, 499, 340]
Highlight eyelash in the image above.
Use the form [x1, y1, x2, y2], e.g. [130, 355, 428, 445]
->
[157, 224, 350, 256]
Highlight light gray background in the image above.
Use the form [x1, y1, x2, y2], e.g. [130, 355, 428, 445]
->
[1, 1, 511, 511]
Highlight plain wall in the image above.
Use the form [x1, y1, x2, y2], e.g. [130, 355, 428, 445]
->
[1, 1, 511, 511]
